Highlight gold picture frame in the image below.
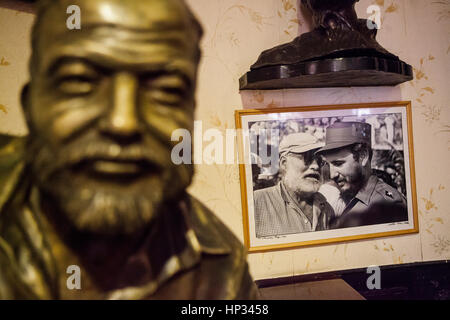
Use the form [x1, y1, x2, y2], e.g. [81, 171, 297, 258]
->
[236, 101, 419, 253]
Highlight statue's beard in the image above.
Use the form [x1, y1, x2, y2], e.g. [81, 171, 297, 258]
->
[27, 134, 193, 236]
[40, 171, 164, 236]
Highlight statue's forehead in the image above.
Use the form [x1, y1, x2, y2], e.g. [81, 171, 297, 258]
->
[33, 0, 199, 74]
[39, 0, 193, 31]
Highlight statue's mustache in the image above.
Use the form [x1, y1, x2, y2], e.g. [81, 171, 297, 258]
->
[31, 139, 167, 181]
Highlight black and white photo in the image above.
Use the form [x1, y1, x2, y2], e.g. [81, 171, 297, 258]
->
[236, 102, 418, 252]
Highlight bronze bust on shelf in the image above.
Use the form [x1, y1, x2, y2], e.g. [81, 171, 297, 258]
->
[0, 0, 258, 299]
[240, 0, 413, 89]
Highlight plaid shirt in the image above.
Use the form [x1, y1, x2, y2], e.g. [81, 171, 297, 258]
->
[253, 182, 333, 238]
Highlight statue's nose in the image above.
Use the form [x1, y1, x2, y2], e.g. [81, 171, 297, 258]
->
[100, 72, 141, 140]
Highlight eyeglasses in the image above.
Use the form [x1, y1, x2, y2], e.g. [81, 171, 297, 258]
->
[286, 151, 324, 167]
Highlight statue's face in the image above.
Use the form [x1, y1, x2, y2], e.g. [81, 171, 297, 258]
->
[25, 0, 200, 235]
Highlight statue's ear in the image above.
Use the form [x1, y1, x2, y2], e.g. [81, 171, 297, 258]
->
[21, 83, 32, 129]
[21, 83, 30, 109]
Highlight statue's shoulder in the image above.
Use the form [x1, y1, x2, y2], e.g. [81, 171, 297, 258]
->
[188, 196, 244, 255]
[0, 134, 27, 214]
[0, 134, 26, 162]
[0, 135, 55, 299]
[187, 196, 258, 299]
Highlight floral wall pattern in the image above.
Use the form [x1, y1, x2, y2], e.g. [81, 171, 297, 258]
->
[0, 7, 31, 135]
[187, 0, 450, 279]
[0, 0, 449, 280]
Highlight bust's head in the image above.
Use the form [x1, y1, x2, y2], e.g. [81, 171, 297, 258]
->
[22, 0, 202, 236]
[301, 0, 359, 30]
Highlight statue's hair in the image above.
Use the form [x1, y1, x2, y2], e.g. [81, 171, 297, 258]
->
[31, 0, 203, 73]
[301, 0, 360, 9]
[34, 0, 203, 35]
[33, 0, 203, 36]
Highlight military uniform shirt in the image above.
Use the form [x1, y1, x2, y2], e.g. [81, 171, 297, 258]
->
[330, 175, 408, 229]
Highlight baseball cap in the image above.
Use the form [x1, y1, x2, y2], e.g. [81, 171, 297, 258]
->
[279, 132, 324, 157]
[316, 121, 371, 154]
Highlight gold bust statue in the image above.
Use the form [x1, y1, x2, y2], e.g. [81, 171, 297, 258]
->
[0, 0, 258, 299]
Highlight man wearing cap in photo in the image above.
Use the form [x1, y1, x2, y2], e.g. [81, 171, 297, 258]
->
[316, 122, 408, 229]
[253, 133, 333, 238]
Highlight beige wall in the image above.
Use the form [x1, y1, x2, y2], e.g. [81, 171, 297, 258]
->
[1, 0, 449, 281]
[0, 4, 32, 135]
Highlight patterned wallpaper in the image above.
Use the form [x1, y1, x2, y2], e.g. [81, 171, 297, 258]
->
[0, 0, 449, 280]
[186, 0, 450, 280]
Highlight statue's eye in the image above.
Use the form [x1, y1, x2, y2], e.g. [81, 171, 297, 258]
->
[52, 61, 101, 96]
[150, 86, 187, 106]
[57, 75, 97, 95]
[142, 74, 191, 106]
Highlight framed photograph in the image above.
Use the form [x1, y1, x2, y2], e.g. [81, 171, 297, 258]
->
[236, 101, 418, 252]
